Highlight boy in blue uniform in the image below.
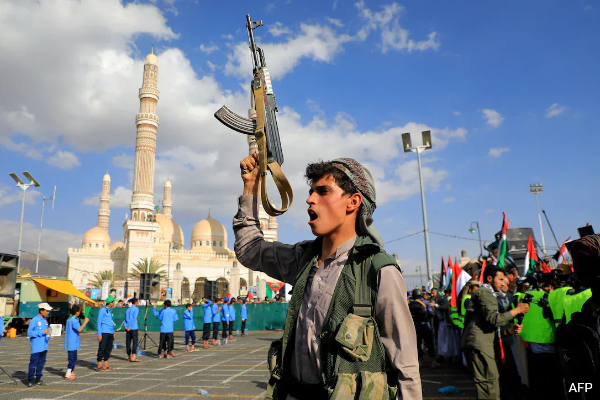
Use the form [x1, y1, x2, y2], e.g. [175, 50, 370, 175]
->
[240, 298, 248, 336]
[183, 303, 198, 352]
[153, 300, 179, 358]
[124, 298, 140, 362]
[96, 296, 116, 371]
[211, 298, 222, 345]
[201, 298, 213, 349]
[27, 303, 53, 387]
[221, 298, 230, 341]
[228, 298, 237, 341]
[64, 304, 89, 380]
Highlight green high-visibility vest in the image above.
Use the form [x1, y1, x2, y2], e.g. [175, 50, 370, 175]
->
[458, 294, 471, 327]
[450, 304, 463, 329]
[520, 290, 554, 344]
[548, 286, 572, 327]
[564, 289, 592, 324]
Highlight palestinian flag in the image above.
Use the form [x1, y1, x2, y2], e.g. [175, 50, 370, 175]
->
[247, 291, 254, 300]
[496, 212, 511, 269]
[525, 235, 538, 276]
[555, 237, 571, 264]
[439, 257, 447, 291]
[445, 256, 454, 291]
[267, 282, 284, 294]
[450, 263, 472, 308]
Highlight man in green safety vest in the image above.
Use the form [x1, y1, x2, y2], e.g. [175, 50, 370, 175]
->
[520, 273, 564, 400]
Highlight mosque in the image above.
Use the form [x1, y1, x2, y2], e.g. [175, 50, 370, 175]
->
[66, 49, 279, 302]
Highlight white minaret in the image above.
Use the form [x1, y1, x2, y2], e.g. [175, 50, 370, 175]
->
[123, 48, 161, 275]
[130, 46, 160, 222]
[162, 179, 172, 219]
[97, 172, 111, 230]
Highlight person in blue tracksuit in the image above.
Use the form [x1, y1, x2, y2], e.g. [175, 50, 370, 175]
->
[124, 298, 140, 362]
[241, 298, 248, 336]
[64, 304, 89, 380]
[211, 298, 222, 345]
[183, 303, 197, 352]
[221, 298, 230, 340]
[153, 300, 179, 358]
[27, 303, 53, 387]
[96, 296, 116, 371]
[228, 298, 237, 341]
[201, 298, 213, 349]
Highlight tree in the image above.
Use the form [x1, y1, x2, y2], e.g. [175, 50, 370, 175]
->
[90, 270, 116, 290]
[129, 258, 166, 279]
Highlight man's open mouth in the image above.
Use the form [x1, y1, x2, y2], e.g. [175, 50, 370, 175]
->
[308, 209, 318, 222]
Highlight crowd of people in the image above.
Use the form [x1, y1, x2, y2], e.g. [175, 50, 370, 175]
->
[23, 294, 251, 387]
[407, 237, 599, 400]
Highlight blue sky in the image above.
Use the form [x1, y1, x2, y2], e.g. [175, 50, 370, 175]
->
[0, 0, 598, 275]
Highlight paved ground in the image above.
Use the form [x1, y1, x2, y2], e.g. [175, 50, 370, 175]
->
[0, 331, 475, 399]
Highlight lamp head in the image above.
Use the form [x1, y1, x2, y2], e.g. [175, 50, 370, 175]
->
[469, 228, 476, 234]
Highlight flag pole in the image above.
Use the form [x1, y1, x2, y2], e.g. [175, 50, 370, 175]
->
[542, 210, 561, 250]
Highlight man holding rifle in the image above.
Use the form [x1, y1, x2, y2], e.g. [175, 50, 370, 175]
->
[233, 154, 421, 400]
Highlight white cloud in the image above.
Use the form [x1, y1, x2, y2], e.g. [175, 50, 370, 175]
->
[0, 0, 177, 152]
[445, 183, 451, 190]
[453, 111, 461, 116]
[266, 3, 275, 12]
[83, 186, 132, 209]
[327, 18, 344, 28]
[0, 219, 81, 262]
[268, 22, 293, 37]
[545, 103, 567, 118]
[207, 60, 216, 71]
[225, 23, 353, 79]
[355, 1, 439, 53]
[443, 197, 455, 203]
[222, 33, 234, 40]
[333, 0, 339, 10]
[481, 109, 504, 128]
[47, 150, 80, 169]
[0, 185, 41, 207]
[485, 208, 495, 214]
[488, 147, 510, 158]
[198, 43, 219, 54]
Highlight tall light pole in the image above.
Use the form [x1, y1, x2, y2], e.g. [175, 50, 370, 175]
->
[9, 172, 41, 273]
[530, 183, 547, 255]
[469, 221, 483, 258]
[402, 131, 433, 288]
[36, 186, 56, 274]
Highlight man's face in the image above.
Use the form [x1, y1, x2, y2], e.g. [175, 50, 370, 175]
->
[40, 309, 50, 318]
[487, 271, 506, 292]
[431, 289, 438, 299]
[468, 285, 480, 294]
[501, 277, 509, 294]
[492, 248, 499, 258]
[306, 174, 361, 237]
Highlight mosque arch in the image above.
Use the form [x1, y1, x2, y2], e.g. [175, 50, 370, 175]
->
[240, 278, 247, 288]
[216, 277, 229, 299]
[181, 277, 191, 300]
[191, 277, 207, 303]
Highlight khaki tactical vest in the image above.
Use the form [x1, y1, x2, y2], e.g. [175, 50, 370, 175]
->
[265, 235, 400, 400]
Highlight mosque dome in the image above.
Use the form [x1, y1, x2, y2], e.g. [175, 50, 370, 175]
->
[110, 240, 124, 251]
[103, 172, 111, 182]
[191, 213, 228, 250]
[155, 213, 185, 248]
[145, 49, 158, 65]
[82, 226, 111, 247]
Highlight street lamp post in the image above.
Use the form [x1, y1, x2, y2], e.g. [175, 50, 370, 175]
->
[9, 172, 41, 273]
[530, 183, 547, 255]
[402, 131, 433, 288]
[469, 221, 483, 258]
[36, 186, 56, 274]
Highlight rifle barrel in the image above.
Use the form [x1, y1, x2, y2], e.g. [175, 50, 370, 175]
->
[246, 14, 260, 71]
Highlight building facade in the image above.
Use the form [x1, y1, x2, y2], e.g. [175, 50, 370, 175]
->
[67, 49, 278, 302]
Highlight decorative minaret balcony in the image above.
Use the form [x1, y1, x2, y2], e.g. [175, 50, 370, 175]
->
[139, 87, 160, 101]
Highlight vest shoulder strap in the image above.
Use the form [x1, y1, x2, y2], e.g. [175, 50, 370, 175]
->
[353, 250, 400, 317]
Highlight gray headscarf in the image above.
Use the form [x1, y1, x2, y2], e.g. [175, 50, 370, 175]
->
[331, 158, 384, 247]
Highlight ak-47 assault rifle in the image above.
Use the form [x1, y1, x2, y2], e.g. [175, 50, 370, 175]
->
[214, 14, 293, 217]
